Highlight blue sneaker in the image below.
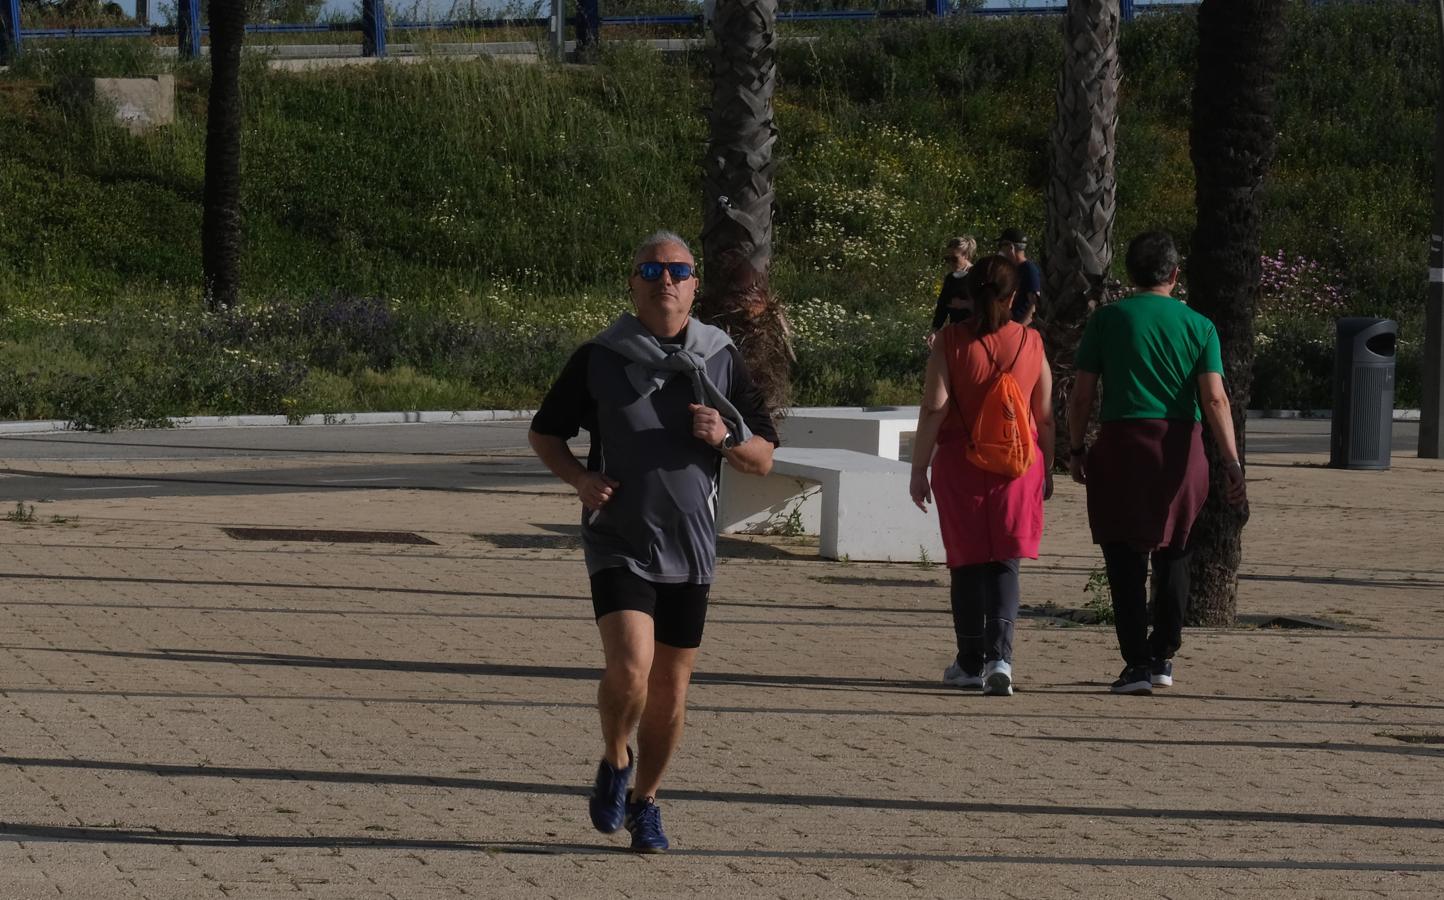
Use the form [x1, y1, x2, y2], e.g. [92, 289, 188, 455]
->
[588, 748, 633, 834]
[624, 794, 669, 853]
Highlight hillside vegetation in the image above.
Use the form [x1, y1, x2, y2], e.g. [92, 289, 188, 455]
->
[0, 2, 1434, 425]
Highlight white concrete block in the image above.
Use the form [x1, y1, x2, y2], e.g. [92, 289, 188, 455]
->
[718, 447, 943, 563]
[90, 75, 175, 135]
[779, 406, 920, 460]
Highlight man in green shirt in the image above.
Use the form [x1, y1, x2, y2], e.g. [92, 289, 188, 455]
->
[1067, 231, 1247, 696]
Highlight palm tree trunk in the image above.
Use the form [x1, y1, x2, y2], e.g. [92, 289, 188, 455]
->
[1186, 0, 1286, 625]
[699, 0, 791, 412]
[202, 0, 246, 310]
[1042, 0, 1120, 452]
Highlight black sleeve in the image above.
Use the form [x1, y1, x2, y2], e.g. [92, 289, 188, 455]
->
[530, 345, 595, 439]
[725, 346, 780, 446]
[930, 293, 950, 331]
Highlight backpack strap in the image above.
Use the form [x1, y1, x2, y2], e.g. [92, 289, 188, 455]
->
[979, 325, 1029, 375]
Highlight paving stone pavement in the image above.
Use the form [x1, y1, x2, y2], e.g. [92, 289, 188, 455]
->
[0, 446, 1442, 898]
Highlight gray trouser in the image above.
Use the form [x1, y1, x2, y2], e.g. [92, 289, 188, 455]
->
[950, 559, 1021, 671]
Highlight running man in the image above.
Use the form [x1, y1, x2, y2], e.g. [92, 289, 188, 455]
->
[528, 230, 778, 851]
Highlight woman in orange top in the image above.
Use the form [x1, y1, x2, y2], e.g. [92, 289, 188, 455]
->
[909, 256, 1055, 697]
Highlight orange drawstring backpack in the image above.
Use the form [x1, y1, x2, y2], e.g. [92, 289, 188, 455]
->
[946, 328, 1035, 478]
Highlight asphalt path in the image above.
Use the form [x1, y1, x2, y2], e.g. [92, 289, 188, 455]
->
[0, 422, 554, 502]
[0, 418, 1427, 502]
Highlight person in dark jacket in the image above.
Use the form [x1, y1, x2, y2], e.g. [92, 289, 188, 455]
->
[929, 235, 977, 341]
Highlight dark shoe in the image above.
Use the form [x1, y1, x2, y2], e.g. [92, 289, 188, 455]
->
[625, 794, 669, 853]
[588, 748, 633, 833]
[1110, 665, 1153, 695]
[1150, 659, 1174, 688]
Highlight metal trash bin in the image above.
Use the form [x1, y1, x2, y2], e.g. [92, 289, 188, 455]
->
[1329, 317, 1397, 470]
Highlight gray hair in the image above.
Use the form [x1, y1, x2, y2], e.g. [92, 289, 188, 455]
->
[633, 230, 694, 263]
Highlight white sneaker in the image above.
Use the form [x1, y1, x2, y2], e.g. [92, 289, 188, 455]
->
[942, 660, 984, 689]
[982, 660, 1013, 696]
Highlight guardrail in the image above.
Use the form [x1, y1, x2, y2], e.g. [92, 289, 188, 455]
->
[2, 1, 1159, 65]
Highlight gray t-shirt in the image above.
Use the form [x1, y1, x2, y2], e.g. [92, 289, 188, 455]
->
[531, 341, 778, 584]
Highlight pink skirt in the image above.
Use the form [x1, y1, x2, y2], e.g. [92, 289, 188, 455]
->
[930, 434, 1045, 568]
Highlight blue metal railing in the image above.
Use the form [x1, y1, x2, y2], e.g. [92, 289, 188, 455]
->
[2, 2, 1177, 65]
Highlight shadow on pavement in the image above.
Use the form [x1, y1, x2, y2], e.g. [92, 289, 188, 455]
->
[10, 647, 945, 693]
[0, 758, 1439, 832]
[1020, 734, 1444, 758]
[1, 822, 1442, 871]
[1030, 685, 1444, 711]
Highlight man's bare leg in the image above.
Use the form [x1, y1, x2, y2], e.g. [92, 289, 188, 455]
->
[631, 642, 699, 800]
[597, 610, 654, 768]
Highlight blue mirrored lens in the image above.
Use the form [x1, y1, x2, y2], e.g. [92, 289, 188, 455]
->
[637, 262, 693, 282]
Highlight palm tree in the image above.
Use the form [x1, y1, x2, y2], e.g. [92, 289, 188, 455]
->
[1186, 0, 1286, 625]
[698, 0, 792, 412]
[1042, 0, 1120, 448]
[202, 0, 245, 310]
[1421, 0, 1444, 459]
[1, 0, 20, 66]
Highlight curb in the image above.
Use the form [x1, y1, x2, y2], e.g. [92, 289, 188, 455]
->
[0, 407, 1425, 436]
[1246, 409, 1420, 422]
[0, 409, 537, 436]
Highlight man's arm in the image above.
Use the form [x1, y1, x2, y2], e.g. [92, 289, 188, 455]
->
[529, 430, 619, 511]
[688, 404, 774, 476]
[726, 435, 775, 477]
[528, 346, 618, 510]
[1067, 371, 1099, 484]
[1197, 371, 1247, 507]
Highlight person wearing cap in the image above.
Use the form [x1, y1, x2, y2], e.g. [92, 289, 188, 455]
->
[997, 228, 1042, 326]
[1066, 230, 1247, 696]
[529, 230, 778, 852]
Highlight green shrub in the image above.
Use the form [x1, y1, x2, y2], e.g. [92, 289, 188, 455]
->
[0, 4, 1433, 420]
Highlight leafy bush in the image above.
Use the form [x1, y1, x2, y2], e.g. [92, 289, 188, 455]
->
[0, 3, 1434, 422]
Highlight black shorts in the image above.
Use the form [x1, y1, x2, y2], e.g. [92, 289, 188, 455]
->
[590, 567, 711, 649]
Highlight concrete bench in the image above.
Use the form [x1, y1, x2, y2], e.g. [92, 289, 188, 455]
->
[718, 447, 944, 563]
[778, 406, 920, 461]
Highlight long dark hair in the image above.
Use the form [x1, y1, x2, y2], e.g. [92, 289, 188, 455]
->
[965, 255, 1019, 336]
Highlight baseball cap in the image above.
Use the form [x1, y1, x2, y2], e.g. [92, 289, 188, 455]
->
[997, 228, 1028, 246]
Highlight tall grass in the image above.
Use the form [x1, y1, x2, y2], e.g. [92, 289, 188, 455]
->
[0, 2, 1436, 422]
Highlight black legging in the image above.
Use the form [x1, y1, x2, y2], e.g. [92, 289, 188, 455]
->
[1101, 542, 1191, 667]
[950, 559, 1021, 673]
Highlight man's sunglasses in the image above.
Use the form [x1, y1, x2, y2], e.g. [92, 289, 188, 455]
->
[635, 261, 695, 282]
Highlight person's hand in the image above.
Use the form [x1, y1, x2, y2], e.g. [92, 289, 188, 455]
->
[1044, 469, 1054, 501]
[573, 472, 620, 512]
[909, 468, 932, 512]
[688, 403, 729, 448]
[1069, 455, 1087, 485]
[1223, 460, 1247, 508]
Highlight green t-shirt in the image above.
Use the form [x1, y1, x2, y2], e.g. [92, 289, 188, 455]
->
[1075, 292, 1224, 422]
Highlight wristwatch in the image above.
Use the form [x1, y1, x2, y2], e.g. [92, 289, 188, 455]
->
[715, 431, 738, 452]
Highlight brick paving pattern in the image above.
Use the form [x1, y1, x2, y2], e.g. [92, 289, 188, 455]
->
[0, 446, 1441, 897]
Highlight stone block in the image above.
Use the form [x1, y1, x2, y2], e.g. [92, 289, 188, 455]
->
[85, 75, 176, 135]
